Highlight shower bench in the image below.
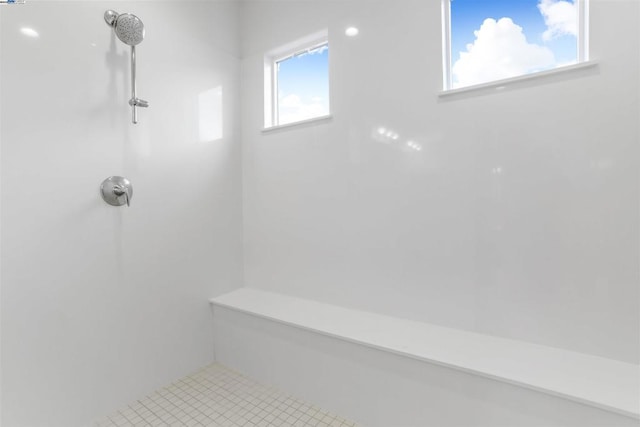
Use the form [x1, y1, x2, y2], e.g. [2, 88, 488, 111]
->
[210, 288, 639, 426]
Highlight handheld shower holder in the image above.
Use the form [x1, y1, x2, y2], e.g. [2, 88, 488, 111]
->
[129, 97, 149, 108]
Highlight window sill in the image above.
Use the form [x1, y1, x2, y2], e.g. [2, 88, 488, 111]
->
[262, 114, 333, 133]
[439, 61, 598, 98]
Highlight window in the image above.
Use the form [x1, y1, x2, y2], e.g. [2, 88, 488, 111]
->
[442, 0, 588, 90]
[264, 31, 330, 128]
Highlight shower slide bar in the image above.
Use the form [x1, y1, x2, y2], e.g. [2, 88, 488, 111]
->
[128, 45, 149, 124]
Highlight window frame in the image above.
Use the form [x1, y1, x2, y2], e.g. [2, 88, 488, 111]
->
[441, 0, 589, 91]
[264, 30, 330, 129]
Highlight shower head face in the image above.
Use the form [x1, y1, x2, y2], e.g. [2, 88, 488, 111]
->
[114, 13, 145, 46]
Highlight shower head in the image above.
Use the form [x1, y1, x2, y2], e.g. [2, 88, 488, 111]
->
[104, 10, 145, 46]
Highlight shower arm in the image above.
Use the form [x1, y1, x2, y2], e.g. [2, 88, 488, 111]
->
[128, 46, 149, 124]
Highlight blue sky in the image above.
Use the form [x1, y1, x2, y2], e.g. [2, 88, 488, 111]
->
[276, 44, 329, 124]
[450, 0, 578, 87]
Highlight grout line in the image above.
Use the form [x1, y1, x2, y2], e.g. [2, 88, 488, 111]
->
[93, 363, 361, 427]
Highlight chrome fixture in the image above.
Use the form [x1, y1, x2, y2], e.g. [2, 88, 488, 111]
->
[104, 10, 149, 124]
[101, 176, 133, 207]
[0, 0, 26, 4]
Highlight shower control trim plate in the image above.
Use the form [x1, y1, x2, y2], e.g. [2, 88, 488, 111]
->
[101, 176, 133, 207]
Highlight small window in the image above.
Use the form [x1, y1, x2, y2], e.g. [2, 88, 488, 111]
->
[264, 31, 330, 128]
[442, 0, 588, 90]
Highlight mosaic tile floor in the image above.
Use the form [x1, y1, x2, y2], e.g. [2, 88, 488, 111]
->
[94, 363, 359, 427]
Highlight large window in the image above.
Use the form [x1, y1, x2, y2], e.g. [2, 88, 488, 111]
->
[264, 31, 330, 128]
[443, 0, 588, 90]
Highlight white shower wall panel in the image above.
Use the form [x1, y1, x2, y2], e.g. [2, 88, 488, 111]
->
[0, 2, 242, 426]
[240, 0, 640, 364]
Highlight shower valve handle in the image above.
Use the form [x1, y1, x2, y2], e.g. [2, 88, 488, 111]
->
[113, 185, 130, 207]
[101, 176, 133, 208]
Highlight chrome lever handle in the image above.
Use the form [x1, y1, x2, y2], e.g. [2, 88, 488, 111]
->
[112, 185, 130, 207]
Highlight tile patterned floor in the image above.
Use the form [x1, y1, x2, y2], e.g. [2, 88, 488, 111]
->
[94, 364, 359, 427]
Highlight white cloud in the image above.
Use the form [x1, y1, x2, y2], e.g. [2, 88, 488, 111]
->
[312, 44, 329, 55]
[280, 94, 303, 109]
[278, 94, 328, 125]
[538, 0, 578, 41]
[296, 44, 328, 59]
[452, 17, 555, 88]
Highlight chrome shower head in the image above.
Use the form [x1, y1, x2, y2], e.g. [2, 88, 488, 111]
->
[104, 10, 145, 46]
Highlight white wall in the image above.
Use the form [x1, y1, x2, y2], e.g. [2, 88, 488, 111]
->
[0, 1, 242, 426]
[240, 0, 640, 364]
